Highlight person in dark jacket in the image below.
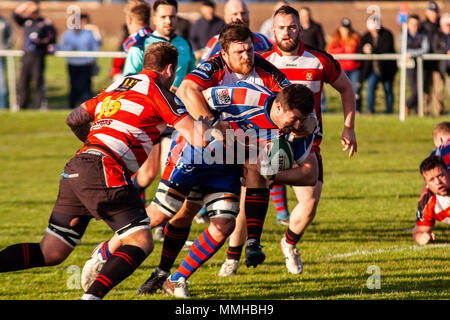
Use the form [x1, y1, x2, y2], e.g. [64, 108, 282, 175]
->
[399, 14, 430, 114]
[421, 1, 442, 115]
[360, 16, 398, 114]
[429, 12, 450, 116]
[12, 0, 56, 110]
[299, 6, 325, 50]
[188, 0, 225, 61]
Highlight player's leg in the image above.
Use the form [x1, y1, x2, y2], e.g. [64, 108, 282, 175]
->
[270, 184, 290, 225]
[0, 157, 93, 273]
[137, 181, 201, 295]
[218, 186, 246, 276]
[0, 213, 90, 273]
[280, 152, 323, 274]
[163, 190, 240, 298]
[242, 164, 270, 268]
[82, 214, 153, 300]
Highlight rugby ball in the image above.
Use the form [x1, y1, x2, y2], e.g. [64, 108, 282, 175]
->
[260, 139, 294, 178]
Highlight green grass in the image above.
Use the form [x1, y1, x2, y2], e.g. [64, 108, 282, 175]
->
[0, 111, 448, 300]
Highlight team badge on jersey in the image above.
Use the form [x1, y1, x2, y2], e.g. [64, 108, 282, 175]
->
[306, 72, 313, 80]
[115, 77, 141, 92]
[215, 89, 231, 105]
[173, 96, 188, 115]
[192, 62, 213, 81]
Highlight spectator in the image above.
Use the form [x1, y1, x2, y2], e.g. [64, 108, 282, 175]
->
[360, 16, 397, 114]
[199, 0, 272, 63]
[327, 18, 362, 112]
[422, 1, 443, 116]
[429, 12, 450, 116]
[299, 6, 327, 112]
[0, 10, 14, 110]
[399, 14, 430, 114]
[299, 6, 325, 50]
[258, 1, 288, 42]
[59, 13, 100, 109]
[12, 0, 56, 110]
[189, 0, 225, 60]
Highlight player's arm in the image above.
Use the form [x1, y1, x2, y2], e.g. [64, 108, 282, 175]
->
[271, 152, 318, 186]
[412, 225, 436, 246]
[66, 103, 94, 143]
[176, 79, 215, 120]
[173, 114, 210, 148]
[330, 72, 357, 158]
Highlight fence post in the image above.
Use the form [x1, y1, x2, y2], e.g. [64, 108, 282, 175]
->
[417, 56, 424, 117]
[7, 55, 18, 112]
[399, 23, 408, 122]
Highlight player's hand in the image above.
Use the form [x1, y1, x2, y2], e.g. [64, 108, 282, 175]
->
[417, 232, 435, 246]
[341, 126, 357, 157]
[211, 121, 231, 142]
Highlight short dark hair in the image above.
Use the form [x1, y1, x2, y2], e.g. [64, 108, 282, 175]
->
[143, 41, 178, 72]
[275, 84, 315, 115]
[153, 0, 178, 13]
[274, 5, 299, 19]
[80, 13, 90, 23]
[202, 0, 215, 9]
[125, 0, 151, 26]
[420, 155, 447, 175]
[408, 14, 420, 21]
[219, 22, 253, 53]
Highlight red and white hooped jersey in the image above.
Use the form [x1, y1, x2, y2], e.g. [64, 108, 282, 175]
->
[416, 188, 450, 227]
[260, 42, 342, 147]
[79, 69, 188, 176]
[185, 53, 290, 95]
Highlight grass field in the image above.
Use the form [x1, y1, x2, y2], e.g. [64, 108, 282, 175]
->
[0, 110, 448, 300]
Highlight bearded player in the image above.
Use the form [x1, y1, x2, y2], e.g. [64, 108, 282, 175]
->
[219, 5, 357, 276]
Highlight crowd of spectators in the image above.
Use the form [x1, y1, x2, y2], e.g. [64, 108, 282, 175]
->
[0, 0, 448, 115]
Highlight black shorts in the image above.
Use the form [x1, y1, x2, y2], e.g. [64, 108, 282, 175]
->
[49, 152, 148, 246]
[315, 150, 324, 183]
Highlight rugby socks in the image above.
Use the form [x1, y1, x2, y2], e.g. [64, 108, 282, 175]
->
[0, 243, 45, 272]
[226, 245, 243, 261]
[270, 184, 290, 221]
[158, 223, 191, 273]
[171, 227, 222, 281]
[85, 245, 146, 299]
[245, 188, 270, 243]
[284, 228, 304, 246]
[97, 241, 112, 261]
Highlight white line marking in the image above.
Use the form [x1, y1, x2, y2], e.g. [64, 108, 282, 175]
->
[328, 244, 450, 260]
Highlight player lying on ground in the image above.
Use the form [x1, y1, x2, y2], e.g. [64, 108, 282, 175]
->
[413, 155, 450, 246]
[0, 42, 215, 300]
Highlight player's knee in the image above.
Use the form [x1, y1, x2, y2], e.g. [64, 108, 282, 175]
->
[120, 228, 154, 255]
[211, 218, 236, 238]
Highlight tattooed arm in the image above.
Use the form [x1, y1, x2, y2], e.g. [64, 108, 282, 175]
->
[66, 103, 94, 142]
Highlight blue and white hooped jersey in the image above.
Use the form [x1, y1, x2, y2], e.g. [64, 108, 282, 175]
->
[168, 81, 314, 168]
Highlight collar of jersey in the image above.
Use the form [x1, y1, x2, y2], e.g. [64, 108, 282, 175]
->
[139, 69, 160, 82]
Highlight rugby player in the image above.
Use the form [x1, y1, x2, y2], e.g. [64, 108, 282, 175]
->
[412, 122, 450, 245]
[123, 0, 196, 93]
[200, 0, 290, 228]
[413, 155, 450, 246]
[141, 81, 318, 298]
[0, 42, 212, 300]
[199, 0, 272, 66]
[219, 5, 357, 276]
